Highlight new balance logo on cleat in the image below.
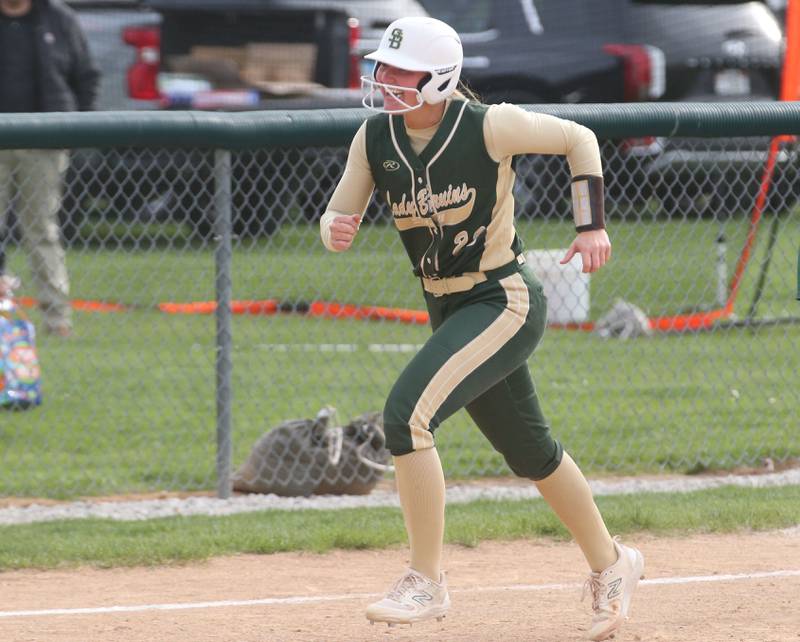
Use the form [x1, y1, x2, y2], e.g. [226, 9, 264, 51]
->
[606, 578, 623, 600]
[366, 568, 450, 626]
[584, 539, 645, 641]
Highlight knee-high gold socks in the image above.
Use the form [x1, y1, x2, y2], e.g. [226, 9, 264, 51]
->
[535, 452, 617, 572]
[393, 448, 614, 578]
[392, 448, 446, 581]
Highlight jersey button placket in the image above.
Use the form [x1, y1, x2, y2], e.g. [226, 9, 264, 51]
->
[417, 170, 438, 279]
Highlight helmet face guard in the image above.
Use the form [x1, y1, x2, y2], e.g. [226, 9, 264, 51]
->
[361, 17, 463, 113]
[361, 68, 426, 113]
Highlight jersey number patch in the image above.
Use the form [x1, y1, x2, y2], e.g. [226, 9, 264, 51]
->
[452, 226, 486, 256]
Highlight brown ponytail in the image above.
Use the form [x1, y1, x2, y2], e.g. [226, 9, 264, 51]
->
[454, 80, 483, 104]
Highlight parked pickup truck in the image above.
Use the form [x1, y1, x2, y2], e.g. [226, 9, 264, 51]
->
[136, 0, 426, 111]
[69, 0, 425, 111]
[140, 0, 365, 110]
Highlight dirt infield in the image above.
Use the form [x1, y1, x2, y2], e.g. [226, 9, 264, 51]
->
[1, 531, 798, 642]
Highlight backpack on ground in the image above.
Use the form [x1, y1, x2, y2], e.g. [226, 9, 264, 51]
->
[232, 406, 392, 497]
[0, 294, 42, 409]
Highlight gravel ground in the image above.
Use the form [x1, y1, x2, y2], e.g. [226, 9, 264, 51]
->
[1, 467, 798, 525]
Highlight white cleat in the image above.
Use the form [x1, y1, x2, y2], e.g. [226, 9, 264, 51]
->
[583, 539, 645, 641]
[366, 568, 450, 626]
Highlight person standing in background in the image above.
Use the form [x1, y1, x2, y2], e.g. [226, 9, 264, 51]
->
[0, 0, 99, 336]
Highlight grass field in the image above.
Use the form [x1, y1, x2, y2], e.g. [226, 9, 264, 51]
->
[35, 215, 798, 316]
[0, 485, 798, 570]
[1, 217, 798, 497]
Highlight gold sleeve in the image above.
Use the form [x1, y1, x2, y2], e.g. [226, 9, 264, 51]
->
[483, 102, 602, 177]
[325, 121, 375, 217]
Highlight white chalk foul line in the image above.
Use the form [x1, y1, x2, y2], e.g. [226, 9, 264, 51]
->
[1, 570, 799, 619]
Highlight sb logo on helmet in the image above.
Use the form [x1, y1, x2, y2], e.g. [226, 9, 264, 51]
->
[388, 28, 403, 49]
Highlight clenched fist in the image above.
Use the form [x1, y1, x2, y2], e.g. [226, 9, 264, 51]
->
[329, 214, 362, 252]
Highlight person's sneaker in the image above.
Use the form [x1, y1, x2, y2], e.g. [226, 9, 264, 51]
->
[583, 539, 645, 641]
[366, 568, 450, 626]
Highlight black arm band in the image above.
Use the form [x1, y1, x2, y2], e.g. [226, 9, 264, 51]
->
[571, 174, 606, 232]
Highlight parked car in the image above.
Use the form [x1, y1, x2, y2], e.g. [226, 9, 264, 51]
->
[424, 0, 781, 103]
[598, 0, 787, 218]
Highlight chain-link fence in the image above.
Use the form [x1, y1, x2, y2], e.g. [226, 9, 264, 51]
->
[0, 105, 798, 499]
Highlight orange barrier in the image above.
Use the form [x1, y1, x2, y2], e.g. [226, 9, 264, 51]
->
[158, 301, 216, 314]
[72, 299, 130, 312]
[156, 299, 427, 322]
[6, 295, 740, 333]
[7, 290, 772, 335]
[16, 296, 129, 313]
[157, 300, 279, 315]
[307, 300, 429, 325]
[547, 321, 595, 332]
[648, 309, 729, 333]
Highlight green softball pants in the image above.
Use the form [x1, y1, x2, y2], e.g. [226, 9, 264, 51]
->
[383, 265, 563, 480]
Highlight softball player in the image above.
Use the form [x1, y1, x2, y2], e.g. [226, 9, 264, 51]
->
[320, 17, 644, 641]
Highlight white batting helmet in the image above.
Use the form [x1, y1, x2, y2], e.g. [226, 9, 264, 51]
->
[361, 17, 463, 112]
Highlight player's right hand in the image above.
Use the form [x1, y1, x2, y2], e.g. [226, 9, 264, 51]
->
[329, 214, 362, 251]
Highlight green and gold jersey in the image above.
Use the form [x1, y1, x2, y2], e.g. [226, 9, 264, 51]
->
[322, 100, 602, 269]
[365, 99, 523, 278]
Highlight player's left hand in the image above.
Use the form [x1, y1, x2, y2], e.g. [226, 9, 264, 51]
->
[560, 229, 611, 273]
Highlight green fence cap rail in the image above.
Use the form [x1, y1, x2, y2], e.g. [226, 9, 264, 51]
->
[0, 102, 799, 150]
